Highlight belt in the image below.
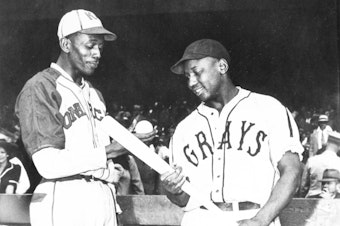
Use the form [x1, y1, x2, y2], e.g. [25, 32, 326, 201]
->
[201, 201, 261, 211]
[43, 174, 107, 184]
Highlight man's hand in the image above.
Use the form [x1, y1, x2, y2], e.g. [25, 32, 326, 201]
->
[105, 127, 157, 159]
[110, 163, 125, 184]
[237, 217, 267, 226]
[160, 165, 186, 194]
[105, 142, 128, 158]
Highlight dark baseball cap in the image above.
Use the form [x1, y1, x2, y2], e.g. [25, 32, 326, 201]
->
[170, 39, 231, 75]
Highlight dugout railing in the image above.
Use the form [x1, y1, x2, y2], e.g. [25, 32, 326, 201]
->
[1, 194, 340, 225]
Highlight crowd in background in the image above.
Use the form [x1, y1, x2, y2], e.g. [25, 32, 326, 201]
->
[1, 101, 340, 198]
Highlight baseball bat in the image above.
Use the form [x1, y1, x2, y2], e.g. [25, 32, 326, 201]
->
[99, 116, 221, 212]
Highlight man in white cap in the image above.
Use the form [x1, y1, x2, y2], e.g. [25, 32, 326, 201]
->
[316, 114, 333, 154]
[15, 9, 156, 226]
[300, 131, 340, 198]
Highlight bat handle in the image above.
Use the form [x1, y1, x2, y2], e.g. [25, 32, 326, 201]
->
[181, 181, 222, 213]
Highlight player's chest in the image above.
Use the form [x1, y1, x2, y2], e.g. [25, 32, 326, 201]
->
[56, 84, 105, 130]
[182, 112, 269, 165]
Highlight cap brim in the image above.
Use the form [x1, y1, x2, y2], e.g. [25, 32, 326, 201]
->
[319, 178, 339, 182]
[80, 26, 117, 41]
[170, 53, 208, 75]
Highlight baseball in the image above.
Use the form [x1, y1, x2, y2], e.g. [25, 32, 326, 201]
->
[134, 120, 154, 134]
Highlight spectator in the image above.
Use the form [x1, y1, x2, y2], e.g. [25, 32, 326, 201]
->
[300, 131, 340, 197]
[315, 114, 333, 154]
[111, 154, 144, 195]
[308, 116, 321, 158]
[0, 141, 29, 194]
[308, 169, 340, 199]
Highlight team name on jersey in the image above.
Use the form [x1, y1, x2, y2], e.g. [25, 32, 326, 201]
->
[183, 120, 267, 166]
[63, 102, 104, 129]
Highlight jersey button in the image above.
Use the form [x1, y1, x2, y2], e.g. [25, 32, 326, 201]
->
[216, 189, 219, 193]
[217, 175, 221, 178]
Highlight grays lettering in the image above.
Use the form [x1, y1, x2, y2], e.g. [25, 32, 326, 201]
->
[184, 144, 199, 166]
[195, 131, 213, 159]
[218, 121, 232, 150]
[247, 130, 267, 156]
[183, 121, 267, 166]
[238, 121, 255, 150]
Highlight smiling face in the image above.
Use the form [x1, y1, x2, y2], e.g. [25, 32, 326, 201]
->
[67, 33, 105, 77]
[183, 57, 224, 103]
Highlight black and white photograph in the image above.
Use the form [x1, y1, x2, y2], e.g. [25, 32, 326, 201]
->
[0, 1, 340, 226]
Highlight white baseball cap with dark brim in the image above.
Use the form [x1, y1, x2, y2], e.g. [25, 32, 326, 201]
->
[318, 114, 329, 122]
[57, 9, 117, 41]
[327, 131, 340, 145]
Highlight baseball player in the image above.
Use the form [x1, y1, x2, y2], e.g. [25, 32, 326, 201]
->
[160, 39, 303, 226]
[15, 9, 155, 226]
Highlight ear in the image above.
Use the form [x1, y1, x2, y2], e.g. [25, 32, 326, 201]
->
[218, 58, 229, 74]
[336, 182, 340, 193]
[59, 37, 71, 53]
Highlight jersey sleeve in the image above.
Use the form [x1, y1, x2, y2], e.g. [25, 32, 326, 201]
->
[15, 78, 65, 155]
[266, 100, 303, 167]
[15, 73, 107, 179]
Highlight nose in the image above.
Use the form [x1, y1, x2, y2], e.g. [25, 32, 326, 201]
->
[187, 73, 198, 88]
[92, 45, 101, 59]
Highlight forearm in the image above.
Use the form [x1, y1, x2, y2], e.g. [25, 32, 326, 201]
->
[32, 146, 107, 179]
[298, 165, 310, 197]
[106, 141, 129, 158]
[166, 190, 190, 207]
[252, 160, 302, 225]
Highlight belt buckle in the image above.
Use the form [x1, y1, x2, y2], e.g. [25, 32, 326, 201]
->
[232, 201, 239, 211]
[214, 201, 261, 211]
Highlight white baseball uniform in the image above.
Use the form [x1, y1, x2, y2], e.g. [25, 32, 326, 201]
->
[15, 63, 118, 226]
[170, 87, 303, 226]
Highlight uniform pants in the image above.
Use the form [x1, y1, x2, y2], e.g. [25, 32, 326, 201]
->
[181, 207, 280, 226]
[30, 179, 117, 226]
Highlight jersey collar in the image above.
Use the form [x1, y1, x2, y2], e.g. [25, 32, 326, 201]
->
[198, 86, 250, 114]
[50, 63, 85, 88]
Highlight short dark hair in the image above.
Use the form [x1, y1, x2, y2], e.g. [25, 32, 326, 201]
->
[0, 141, 18, 159]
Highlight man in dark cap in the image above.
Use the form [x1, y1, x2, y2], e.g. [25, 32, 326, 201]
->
[309, 169, 340, 199]
[160, 39, 303, 226]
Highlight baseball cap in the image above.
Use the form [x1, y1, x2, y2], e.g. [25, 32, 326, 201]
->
[57, 9, 117, 41]
[171, 39, 231, 75]
[319, 169, 340, 182]
[327, 131, 340, 145]
[318, 114, 329, 122]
